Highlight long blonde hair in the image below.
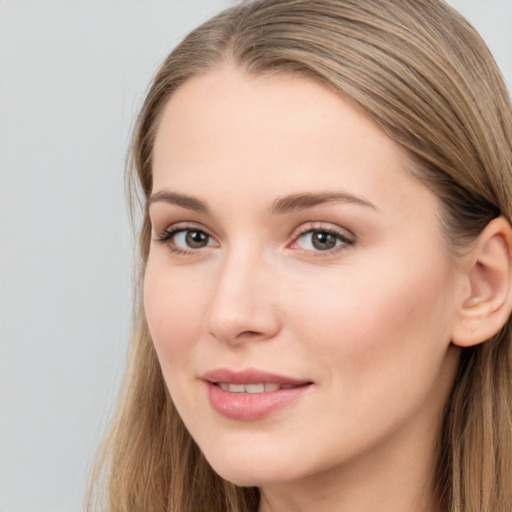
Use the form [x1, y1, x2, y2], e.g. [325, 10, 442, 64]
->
[88, 1, 512, 511]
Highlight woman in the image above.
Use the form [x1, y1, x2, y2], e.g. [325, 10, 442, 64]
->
[88, 1, 512, 511]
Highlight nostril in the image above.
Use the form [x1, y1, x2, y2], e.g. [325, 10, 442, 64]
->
[236, 330, 262, 338]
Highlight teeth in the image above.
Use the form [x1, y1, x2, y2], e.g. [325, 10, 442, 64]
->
[217, 382, 296, 393]
[245, 384, 264, 393]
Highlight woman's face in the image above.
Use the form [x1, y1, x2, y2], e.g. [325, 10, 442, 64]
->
[145, 66, 462, 491]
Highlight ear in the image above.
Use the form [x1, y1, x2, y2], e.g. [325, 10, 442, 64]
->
[451, 217, 512, 347]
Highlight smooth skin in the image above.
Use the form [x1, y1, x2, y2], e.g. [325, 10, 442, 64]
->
[144, 65, 512, 512]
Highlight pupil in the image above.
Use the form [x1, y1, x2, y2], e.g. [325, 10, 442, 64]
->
[312, 231, 336, 250]
[186, 230, 208, 248]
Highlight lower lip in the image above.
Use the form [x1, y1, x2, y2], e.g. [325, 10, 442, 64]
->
[205, 382, 311, 421]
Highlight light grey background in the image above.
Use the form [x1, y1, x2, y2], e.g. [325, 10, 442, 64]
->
[0, 1, 510, 511]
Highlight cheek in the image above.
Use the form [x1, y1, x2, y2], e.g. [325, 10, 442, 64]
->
[290, 253, 457, 389]
[143, 259, 209, 371]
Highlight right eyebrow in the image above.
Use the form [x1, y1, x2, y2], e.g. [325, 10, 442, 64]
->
[147, 191, 209, 213]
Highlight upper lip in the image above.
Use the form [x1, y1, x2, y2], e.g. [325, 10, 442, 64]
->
[201, 368, 311, 385]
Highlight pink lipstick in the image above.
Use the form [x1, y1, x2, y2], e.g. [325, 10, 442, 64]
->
[201, 368, 312, 421]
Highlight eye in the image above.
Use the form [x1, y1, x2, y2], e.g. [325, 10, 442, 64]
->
[293, 227, 354, 253]
[174, 229, 211, 249]
[156, 225, 218, 254]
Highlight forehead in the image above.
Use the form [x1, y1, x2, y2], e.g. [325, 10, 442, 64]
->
[154, 66, 390, 154]
[151, 64, 439, 226]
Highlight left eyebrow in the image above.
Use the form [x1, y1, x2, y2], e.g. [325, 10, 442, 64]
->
[270, 191, 378, 215]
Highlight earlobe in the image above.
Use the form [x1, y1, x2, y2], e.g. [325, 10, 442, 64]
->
[451, 217, 512, 347]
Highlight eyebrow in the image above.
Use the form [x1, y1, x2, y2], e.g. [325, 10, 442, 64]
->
[147, 191, 209, 213]
[270, 191, 377, 214]
[147, 189, 377, 215]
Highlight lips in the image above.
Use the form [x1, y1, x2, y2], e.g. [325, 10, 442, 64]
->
[201, 368, 312, 421]
[202, 368, 309, 386]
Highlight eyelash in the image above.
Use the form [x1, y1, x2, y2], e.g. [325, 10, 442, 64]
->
[155, 223, 355, 257]
[291, 224, 355, 257]
[156, 224, 213, 256]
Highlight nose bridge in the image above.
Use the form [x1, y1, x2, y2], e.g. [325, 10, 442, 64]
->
[205, 243, 280, 344]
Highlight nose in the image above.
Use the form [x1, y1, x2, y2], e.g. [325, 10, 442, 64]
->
[204, 250, 282, 346]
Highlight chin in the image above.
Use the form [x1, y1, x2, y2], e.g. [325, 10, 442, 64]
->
[202, 448, 298, 488]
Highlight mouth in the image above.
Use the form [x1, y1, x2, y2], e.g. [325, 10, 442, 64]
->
[201, 368, 312, 420]
[202, 368, 311, 390]
[214, 382, 307, 393]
